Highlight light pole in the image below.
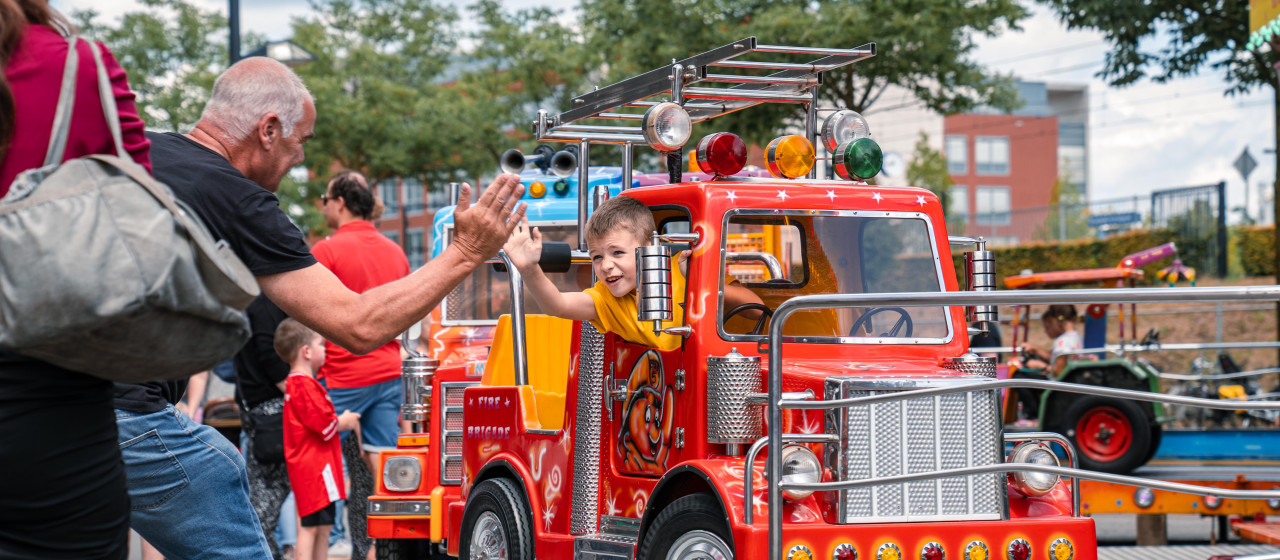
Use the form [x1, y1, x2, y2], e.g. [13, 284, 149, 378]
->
[228, 1, 315, 67]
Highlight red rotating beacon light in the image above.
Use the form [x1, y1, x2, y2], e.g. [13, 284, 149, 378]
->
[694, 132, 747, 178]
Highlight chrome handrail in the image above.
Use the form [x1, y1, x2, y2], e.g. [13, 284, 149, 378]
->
[983, 340, 1280, 356]
[783, 378, 1280, 412]
[1156, 367, 1280, 382]
[762, 286, 1280, 560]
[781, 463, 1280, 501]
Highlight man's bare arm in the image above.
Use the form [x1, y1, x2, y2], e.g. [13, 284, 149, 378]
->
[259, 175, 526, 354]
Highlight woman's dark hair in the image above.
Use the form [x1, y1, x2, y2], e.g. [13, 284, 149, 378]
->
[0, 0, 72, 159]
[328, 171, 377, 220]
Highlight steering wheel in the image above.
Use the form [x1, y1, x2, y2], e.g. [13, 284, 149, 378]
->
[848, 307, 914, 338]
[724, 303, 774, 335]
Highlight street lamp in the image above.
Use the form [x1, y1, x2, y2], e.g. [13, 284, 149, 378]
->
[228, 1, 316, 67]
[244, 40, 316, 68]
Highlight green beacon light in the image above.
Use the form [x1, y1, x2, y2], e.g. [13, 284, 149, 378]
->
[833, 137, 883, 181]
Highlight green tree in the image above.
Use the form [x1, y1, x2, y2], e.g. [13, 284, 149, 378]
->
[578, 0, 1029, 146]
[72, 0, 231, 132]
[1035, 176, 1090, 242]
[1039, 0, 1276, 280]
[905, 132, 959, 225]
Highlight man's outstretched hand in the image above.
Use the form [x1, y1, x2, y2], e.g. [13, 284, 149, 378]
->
[452, 174, 526, 264]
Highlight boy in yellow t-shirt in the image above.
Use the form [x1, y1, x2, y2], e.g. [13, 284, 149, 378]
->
[504, 195, 761, 350]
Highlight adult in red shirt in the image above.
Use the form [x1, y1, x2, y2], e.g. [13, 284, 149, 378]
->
[312, 170, 410, 552]
[0, 2, 151, 557]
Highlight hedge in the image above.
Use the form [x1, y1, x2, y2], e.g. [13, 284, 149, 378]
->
[951, 230, 1199, 288]
[1238, 225, 1275, 277]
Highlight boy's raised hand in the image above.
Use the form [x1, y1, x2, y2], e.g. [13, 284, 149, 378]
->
[503, 218, 543, 273]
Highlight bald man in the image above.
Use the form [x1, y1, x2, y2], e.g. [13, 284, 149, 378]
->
[112, 57, 524, 559]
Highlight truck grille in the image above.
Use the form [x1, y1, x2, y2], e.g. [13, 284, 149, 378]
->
[439, 381, 477, 485]
[823, 377, 1004, 523]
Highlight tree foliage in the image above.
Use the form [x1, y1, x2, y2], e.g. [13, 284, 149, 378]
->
[1041, 0, 1273, 94]
[72, 0, 230, 132]
[905, 132, 958, 224]
[1035, 176, 1090, 242]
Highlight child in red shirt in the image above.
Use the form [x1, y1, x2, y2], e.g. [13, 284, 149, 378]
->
[275, 318, 361, 560]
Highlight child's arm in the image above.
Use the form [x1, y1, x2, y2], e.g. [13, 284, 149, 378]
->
[504, 219, 596, 321]
[724, 281, 765, 319]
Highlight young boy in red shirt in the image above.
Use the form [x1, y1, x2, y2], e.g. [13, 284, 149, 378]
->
[275, 318, 361, 560]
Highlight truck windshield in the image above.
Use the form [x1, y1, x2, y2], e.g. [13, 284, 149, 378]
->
[720, 210, 952, 343]
[442, 223, 592, 325]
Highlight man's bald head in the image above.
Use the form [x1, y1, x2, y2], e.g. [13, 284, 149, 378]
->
[199, 57, 314, 146]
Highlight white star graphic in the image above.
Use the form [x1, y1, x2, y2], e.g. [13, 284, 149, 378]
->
[725, 191, 737, 203]
[542, 504, 556, 532]
[825, 189, 838, 202]
[468, 398, 473, 406]
[916, 195, 927, 207]
[504, 398, 511, 408]
[529, 199, 552, 218]
[776, 190, 789, 201]
[871, 192, 883, 203]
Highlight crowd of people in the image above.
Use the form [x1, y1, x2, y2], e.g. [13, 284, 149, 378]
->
[0, 1, 526, 558]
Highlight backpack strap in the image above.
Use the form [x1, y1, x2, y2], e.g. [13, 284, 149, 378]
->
[41, 34, 80, 167]
[88, 39, 128, 159]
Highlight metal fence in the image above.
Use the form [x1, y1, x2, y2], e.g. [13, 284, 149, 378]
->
[952, 182, 1228, 277]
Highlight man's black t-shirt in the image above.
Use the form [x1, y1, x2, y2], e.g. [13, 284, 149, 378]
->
[112, 132, 317, 413]
[234, 296, 290, 409]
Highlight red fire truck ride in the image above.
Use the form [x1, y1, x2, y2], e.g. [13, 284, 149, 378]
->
[368, 37, 1280, 560]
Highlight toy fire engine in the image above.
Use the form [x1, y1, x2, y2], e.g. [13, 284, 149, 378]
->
[368, 37, 1280, 560]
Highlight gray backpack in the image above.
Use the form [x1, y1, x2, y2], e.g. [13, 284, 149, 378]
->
[0, 35, 259, 382]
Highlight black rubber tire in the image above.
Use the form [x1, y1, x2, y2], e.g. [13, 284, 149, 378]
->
[458, 478, 534, 560]
[1055, 396, 1152, 474]
[637, 493, 734, 560]
[375, 538, 438, 560]
[1144, 421, 1163, 463]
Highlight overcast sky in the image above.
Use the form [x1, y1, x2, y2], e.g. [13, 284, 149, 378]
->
[53, 0, 1276, 223]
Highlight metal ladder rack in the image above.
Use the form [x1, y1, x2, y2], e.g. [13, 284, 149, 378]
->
[533, 36, 876, 144]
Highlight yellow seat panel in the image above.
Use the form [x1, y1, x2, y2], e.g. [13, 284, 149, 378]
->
[481, 314, 573, 430]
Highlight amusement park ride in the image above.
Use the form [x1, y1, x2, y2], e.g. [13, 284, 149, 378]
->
[365, 38, 1280, 560]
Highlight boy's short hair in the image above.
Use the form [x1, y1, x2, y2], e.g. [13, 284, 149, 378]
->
[585, 196, 654, 245]
[274, 318, 319, 362]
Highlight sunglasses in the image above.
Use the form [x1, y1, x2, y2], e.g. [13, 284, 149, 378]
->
[320, 194, 332, 204]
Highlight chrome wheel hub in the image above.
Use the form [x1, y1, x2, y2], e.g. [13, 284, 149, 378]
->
[668, 530, 732, 560]
[470, 511, 508, 559]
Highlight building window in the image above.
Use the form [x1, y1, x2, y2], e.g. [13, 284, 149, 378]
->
[384, 230, 400, 246]
[975, 186, 1010, 226]
[946, 135, 968, 175]
[949, 185, 968, 222]
[403, 177, 423, 216]
[406, 228, 425, 269]
[379, 178, 399, 215]
[975, 136, 1010, 175]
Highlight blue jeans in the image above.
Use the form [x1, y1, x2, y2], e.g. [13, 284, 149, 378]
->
[117, 405, 273, 559]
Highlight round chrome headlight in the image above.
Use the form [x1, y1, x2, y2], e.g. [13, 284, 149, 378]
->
[820, 109, 871, 152]
[780, 445, 821, 501]
[1008, 442, 1059, 496]
[641, 102, 692, 152]
[382, 456, 422, 492]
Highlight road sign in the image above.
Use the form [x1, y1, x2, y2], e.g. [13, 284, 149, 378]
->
[1235, 147, 1257, 182]
[1088, 212, 1142, 228]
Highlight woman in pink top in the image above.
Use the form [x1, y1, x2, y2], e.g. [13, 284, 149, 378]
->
[0, 1, 151, 557]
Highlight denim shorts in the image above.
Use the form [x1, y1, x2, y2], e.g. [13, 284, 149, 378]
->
[327, 378, 402, 451]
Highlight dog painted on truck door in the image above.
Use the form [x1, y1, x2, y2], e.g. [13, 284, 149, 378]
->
[616, 349, 674, 475]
